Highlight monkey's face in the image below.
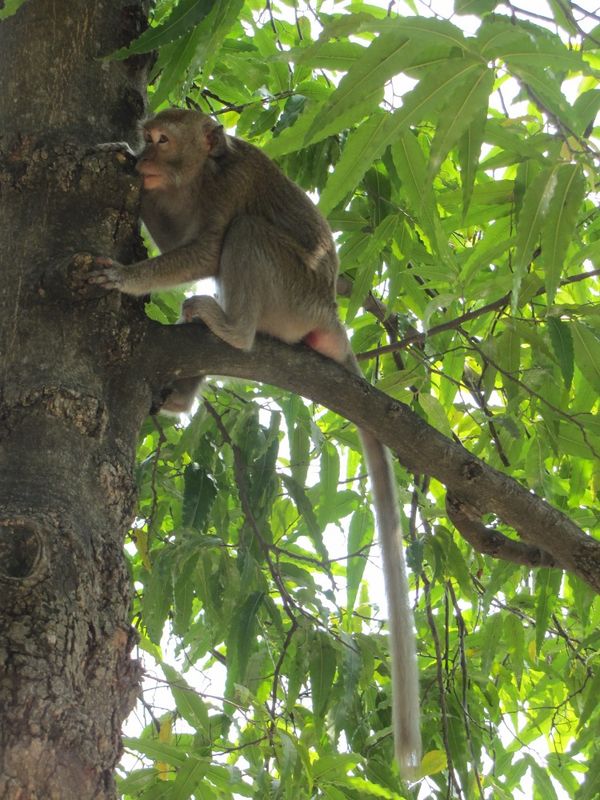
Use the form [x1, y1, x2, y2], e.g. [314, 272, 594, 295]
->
[137, 111, 227, 193]
[137, 124, 179, 192]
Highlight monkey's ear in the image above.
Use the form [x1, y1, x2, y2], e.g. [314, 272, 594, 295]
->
[206, 124, 229, 157]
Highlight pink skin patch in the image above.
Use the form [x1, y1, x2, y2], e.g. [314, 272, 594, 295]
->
[303, 329, 346, 362]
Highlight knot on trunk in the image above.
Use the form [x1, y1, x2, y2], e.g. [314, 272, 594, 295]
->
[0, 518, 45, 582]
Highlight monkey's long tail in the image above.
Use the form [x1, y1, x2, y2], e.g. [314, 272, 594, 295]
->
[312, 334, 421, 777]
[358, 427, 422, 779]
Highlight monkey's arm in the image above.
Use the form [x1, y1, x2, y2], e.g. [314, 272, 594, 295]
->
[88, 240, 221, 296]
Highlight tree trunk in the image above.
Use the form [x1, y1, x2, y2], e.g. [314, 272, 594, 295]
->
[0, 1, 151, 796]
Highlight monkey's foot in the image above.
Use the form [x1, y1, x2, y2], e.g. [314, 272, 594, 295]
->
[181, 296, 254, 350]
[181, 295, 215, 323]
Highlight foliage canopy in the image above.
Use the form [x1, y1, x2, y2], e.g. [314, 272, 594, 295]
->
[116, 1, 600, 798]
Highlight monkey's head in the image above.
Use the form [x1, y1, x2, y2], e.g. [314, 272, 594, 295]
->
[137, 109, 229, 192]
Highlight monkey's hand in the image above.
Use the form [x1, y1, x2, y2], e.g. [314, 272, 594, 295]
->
[89, 142, 137, 163]
[87, 257, 128, 290]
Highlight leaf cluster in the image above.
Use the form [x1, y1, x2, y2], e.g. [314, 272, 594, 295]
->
[118, 2, 600, 798]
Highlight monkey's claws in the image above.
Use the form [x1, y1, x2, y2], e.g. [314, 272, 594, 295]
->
[87, 257, 124, 290]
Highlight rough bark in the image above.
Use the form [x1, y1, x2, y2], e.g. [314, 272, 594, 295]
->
[0, 1, 151, 797]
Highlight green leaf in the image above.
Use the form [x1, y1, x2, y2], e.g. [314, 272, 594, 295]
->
[307, 17, 469, 142]
[320, 441, 340, 516]
[541, 163, 585, 305]
[309, 631, 337, 719]
[531, 761, 559, 800]
[123, 737, 188, 767]
[455, 0, 497, 13]
[172, 555, 197, 635]
[0, 0, 27, 20]
[111, 0, 216, 58]
[441, 529, 473, 600]
[496, 322, 521, 401]
[318, 111, 394, 215]
[344, 777, 405, 797]
[479, 15, 586, 73]
[457, 101, 487, 218]
[319, 56, 484, 215]
[225, 591, 264, 697]
[480, 614, 503, 676]
[162, 664, 210, 733]
[504, 613, 525, 688]
[117, 768, 157, 794]
[572, 321, 600, 393]
[428, 66, 494, 179]
[506, 61, 574, 127]
[572, 89, 600, 136]
[347, 507, 374, 614]
[286, 629, 311, 712]
[149, 27, 201, 110]
[577, 666, 600, 732]
[419, 749, 448, 776]
[205, 764, 254, 796]
[312, 753, 361, 779]
[182, 464, 217, 531]
[285, 398, 312, 486]
[190, 0, 244, 76]
[305, 35, 415, 141]
[512, 166, 559, 310]
[374, 15, 468, 52]
[547, 0, 578, 34]
[534, 569, 561, 654]
[547, 317, 574, 390]
[347, 261, 378, 325]
[280, 474, 327, 560]
[315, 11, 384, 40]
[576, 749, 600, 800]
[345, 214, 404, 321]
[419, 394, 453, 438]
[317, 489, 361, 526]
[142, 553, 173, 644]
[291, 40, 366, 70]
[483, 118, 547, 162]
[150, 0, 245, 110]
[392, 131, 451, 262]
[171, 756, 214, 800]
[264, 86, 384, 158]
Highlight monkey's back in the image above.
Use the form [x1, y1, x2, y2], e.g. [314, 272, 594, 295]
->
[217, 138, 339, 284]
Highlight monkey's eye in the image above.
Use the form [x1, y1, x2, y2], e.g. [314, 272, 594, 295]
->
[158, 134, 169, 144]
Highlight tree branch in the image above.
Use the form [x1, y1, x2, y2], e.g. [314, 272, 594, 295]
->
[142, 321, 600, 593]
[446, 494, 560, 569]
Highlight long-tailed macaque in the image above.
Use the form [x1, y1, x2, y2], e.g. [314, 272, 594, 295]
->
[88, 108, 421, 776]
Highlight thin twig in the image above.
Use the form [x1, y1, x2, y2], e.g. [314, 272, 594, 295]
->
[447, 583, 485, 800]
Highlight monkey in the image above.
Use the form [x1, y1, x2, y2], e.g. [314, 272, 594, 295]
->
[88, 108, 421, 777]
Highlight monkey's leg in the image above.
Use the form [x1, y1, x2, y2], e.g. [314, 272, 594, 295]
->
[183, 216, 297, 350]
[182, 295, 258, 351]
[160, 376, 205, 415]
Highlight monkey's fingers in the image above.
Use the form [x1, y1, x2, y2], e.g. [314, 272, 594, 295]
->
[87, 268, 123, 290]
[89, 141, 137, 164]
[94, 256, 115, 268]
